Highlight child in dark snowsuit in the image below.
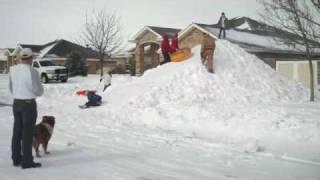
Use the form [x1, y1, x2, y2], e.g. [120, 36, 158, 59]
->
[85, 91, 102, 107]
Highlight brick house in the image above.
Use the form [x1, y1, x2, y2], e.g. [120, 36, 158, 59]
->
[2, 39, 127, 74]
[130, 26, 181, 75]
[0, 49, 9, 73]
[0, 48, 15, 73]
[130, 17, 320, 90]
[179, 17, 320, 88]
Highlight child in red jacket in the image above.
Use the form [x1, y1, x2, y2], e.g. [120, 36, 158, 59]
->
[170, 33, 179, 53]
[160, 34, 171, 65]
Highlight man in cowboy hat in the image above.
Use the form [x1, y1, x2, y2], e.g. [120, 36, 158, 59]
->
[9, 48, 44, 169]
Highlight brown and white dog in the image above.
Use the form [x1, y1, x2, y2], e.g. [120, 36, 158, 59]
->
[33, 116, 55, 157]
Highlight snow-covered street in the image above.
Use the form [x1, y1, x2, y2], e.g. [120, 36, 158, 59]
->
[0, 74, 12, 106]
[1, 41, 320, 179]
[1, 93, 320, 179]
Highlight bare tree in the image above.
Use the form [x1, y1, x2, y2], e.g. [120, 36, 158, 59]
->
[311, 0, 320, 8]
[81, 10, 122, 77]
[259, 0, 320, 101]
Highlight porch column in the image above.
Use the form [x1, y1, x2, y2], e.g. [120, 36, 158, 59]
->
[7, 56, 12, 73]
[201, 34, 215, 73]
[135, 45, 144, 75]
[151, 44, 160, 68]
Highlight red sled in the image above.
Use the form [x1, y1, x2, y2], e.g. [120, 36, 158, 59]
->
[76, 90, 96, 96]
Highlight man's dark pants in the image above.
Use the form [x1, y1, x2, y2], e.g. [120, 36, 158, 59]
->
[12, 99, 37, 166]
[219, 28, 226, 39]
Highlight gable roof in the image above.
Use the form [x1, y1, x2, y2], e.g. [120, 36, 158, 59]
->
[194, 17, 301, 40]
[20, 40, 58, 55]
[147, 26, 181, 37]
[42, 39, 100, 59]
[179, 16, 320, 56]
[131, 26, 181, 42]
[179, 23, 218, 39]
[19, 39, 100, 59]
[20, 44, 45, 53]
[0, 48, 13, 54]
[0, 49, 11, 61]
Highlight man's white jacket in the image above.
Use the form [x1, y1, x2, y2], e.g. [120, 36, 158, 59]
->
[9, 64, 44, 99]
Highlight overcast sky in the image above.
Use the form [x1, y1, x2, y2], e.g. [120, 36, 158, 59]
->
[0, 0, 261, 48]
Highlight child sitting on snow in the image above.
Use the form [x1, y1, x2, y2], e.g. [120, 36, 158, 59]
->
[84, 91, 102, 108]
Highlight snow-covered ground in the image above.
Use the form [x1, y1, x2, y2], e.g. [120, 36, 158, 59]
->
[0, 74, 12, 105]
[1, 40, 320, 180]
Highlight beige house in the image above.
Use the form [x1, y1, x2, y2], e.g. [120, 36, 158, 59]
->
[178, 24, 217, 49]
[130, 26, 181, 75]
[0, 49, 9, 73]
[130, 17, 320, 94]
[179, 22, 320, 92]
[276, 60, 319, 90]
[0, 48, 16, 73]
[130, 25, 217, 75]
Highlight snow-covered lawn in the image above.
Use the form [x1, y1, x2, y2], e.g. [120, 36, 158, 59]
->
[0, 74, 12, 105]
[1, 41, 320, 180]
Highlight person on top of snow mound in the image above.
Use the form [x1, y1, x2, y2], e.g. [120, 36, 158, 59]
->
[170, 33, 179, 53]
[218, 12, 228, 39]
[201, 33, 216, 73]
[160, 33, 171, 65]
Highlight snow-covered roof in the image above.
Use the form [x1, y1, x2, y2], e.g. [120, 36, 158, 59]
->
[178, 23, 218, 40]
[131, 26, 181, 42]
[147, 26, 181, 37]
[208, 27, 303, 52]
[129, 16, 320, 57]
[179, 16, 320, 56]
[0, 49, 8, 61]
[37, 41, 58, 59]
[235, 20, 252, 31]
[0, 48, 14, 58]
[13, 39, 101, 60]
[111, 51, 132, 58]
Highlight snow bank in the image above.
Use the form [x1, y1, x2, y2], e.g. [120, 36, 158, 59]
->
[208, 27, 306, 52]
[98, 40, 314, 152]
[108, 40, 307, 107]
[0, 74, 12, 104]
[5, 40, 313, 157]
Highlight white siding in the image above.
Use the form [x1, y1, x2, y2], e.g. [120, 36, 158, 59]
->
[276, 60, 318, 94]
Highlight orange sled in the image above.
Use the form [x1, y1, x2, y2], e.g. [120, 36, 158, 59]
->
[170, 48, 192, 62]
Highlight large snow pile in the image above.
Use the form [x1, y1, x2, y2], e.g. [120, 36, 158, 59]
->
[98, 40, 316, 153]
[105, 40, 307, 108]
[3, 40, 315, 158]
